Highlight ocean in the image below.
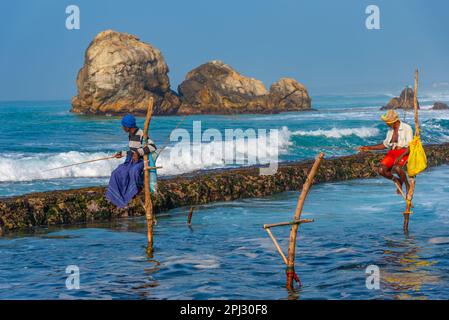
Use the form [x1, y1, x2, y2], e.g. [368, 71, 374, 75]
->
[1, 92, 449, 197]
[0, 91, 449, 299]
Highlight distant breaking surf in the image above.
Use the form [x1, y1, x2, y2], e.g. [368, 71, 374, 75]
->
[0, 129, 292, 182]
[289, 127, 379, 139]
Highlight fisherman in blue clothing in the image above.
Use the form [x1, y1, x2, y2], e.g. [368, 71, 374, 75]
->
[106, 114, 157, 208]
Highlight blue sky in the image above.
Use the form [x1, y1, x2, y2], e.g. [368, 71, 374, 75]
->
[0, 0, 448, 100]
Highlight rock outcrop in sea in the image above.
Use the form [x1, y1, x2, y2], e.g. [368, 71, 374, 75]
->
[177, 61, 268, 114]
[71, 31, 312, 115]
[177, 61, 311, 114]
[381, 88, 419, 110]
[71, 30, 181, 116]
[268, 78, 312, 112]
[432, 102, 449, 110]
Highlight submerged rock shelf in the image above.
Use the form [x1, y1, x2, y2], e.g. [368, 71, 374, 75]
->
[1, 143, 449, 234]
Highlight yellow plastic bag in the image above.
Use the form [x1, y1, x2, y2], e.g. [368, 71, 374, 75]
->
[407, 135, 427, 177]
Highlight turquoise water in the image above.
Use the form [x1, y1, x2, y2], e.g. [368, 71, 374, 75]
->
[1, 92, 449, 299]
[0, 93, 448, 197]
[1, 165, 448, 299]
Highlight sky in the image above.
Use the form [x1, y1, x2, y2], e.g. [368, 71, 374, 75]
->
[0, 0, 448, 100]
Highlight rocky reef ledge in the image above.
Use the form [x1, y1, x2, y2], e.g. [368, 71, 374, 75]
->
[1, 143, 449, 234]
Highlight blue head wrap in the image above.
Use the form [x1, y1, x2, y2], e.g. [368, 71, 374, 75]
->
[121, 114, 136, 128]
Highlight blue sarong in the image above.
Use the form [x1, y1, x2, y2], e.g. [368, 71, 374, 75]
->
[106, 155, 144, 208]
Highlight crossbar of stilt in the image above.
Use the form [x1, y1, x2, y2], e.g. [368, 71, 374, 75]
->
[263, 219, 314, 229]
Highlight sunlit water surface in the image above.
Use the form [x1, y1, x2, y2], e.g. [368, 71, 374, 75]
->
[1, 166, 448, 299]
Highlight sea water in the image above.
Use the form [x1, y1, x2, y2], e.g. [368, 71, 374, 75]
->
[1, 93, 449, 196]
[0, 166, 448, 299]
[0, 92, 448, 299]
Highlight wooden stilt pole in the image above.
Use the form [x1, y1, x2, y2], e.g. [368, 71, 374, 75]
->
[187, 207, 194, 225]
[286, 153, 324, 290]
[404, 69, 420, 232]
[143, 98, 155, 256]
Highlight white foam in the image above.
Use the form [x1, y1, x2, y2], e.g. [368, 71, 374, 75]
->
[0, 151, 122, 182]
[0, 128, 293, 182]
[156, 127, 292, 176]
[290, 127, 379, 139]
[164, 254, 221, 269]
[420, 91, 449, 102]
[332, 247, 356, 254]
[428, 237, 449, 245]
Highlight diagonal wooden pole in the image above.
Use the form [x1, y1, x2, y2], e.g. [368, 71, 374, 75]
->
[143, 97, 155, 256]
[264, 227, 288, 265]
[404, 69, 420, 232]
[286, 152, 324, 290]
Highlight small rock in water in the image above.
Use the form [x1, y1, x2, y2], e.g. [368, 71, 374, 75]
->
[431, 102, 449, 110]
[381, 88, 418, 110]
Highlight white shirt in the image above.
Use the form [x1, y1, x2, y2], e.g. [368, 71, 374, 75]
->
[383, 121, 413, 149]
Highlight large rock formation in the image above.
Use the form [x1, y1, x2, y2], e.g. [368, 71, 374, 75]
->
[381, 88, 419, 110]
[71, 30, 180, 115]
[177, 61, 268, 114]
[268, 78, 312, 112]
[71, 32, 311, 115]
[177, 61, 311, 114]
[432, 102, 449, 110]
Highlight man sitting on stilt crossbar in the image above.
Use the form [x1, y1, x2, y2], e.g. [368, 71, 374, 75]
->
[106, 114, 157, 208]
[358, 110, 413, 197]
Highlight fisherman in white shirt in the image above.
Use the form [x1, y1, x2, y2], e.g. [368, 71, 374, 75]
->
[358, 110, 413, 195]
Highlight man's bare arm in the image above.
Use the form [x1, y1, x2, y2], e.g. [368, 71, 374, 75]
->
[358, 143, 387, 152]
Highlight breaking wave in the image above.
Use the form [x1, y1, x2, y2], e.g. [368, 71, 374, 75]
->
[0, 128, 292, 182]
[290, 127, 380, 139]
[158, 127, 292, 175]
[0, 152, 122, 182]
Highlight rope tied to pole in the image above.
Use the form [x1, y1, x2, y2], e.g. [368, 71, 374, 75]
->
[285, 266, 301, 286]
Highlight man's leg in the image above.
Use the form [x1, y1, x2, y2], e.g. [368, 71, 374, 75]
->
[393, 165, 410, 195]
[378, 164, 394, 180]
[379, 164, 404, 195]
[130, 161, 145, 190]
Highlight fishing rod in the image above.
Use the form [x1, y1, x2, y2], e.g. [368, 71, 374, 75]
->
[44, 113, 190, 172]
[43, 155, 162, 172]
[43, 155, 117, 172]
[156, 113, 189, 159]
